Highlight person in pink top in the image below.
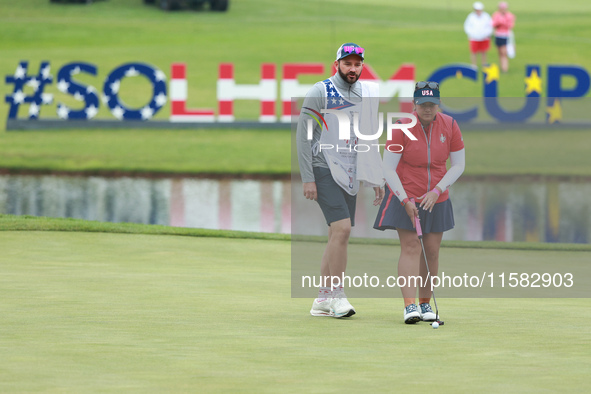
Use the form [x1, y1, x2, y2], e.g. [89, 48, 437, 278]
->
[492, 1, 516, 72]
[374, 82, 465, 324]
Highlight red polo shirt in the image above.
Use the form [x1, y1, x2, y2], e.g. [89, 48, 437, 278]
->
[386, 112, 464, 203]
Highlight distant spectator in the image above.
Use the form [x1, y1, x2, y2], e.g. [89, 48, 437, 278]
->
[492, 1, 516, 72]
[464, 1, 493, 69]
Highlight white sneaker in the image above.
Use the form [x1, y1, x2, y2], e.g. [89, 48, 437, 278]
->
[310, 298, 334, 317]
[404, 304, 421, 324]
[330, 296, 356, 318]
[419, 303, 437, 322]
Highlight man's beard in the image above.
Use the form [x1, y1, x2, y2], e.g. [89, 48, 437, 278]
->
[338, 66, 361, 84]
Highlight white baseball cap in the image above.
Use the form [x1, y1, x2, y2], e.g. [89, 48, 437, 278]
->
[473, 1, 484, 10]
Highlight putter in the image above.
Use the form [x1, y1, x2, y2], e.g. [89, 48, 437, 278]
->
[411, 199, 444, 326]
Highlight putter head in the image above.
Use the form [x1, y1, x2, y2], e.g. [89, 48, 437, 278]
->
[436, 320, 444, 325]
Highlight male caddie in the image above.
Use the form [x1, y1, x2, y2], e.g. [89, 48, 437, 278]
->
[296, 43, 384, 318]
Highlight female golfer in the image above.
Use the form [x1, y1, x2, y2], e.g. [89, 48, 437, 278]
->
[374, 81, 465, 324]
[492, 1, 516, 72]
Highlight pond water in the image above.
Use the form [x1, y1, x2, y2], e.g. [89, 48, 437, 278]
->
[1, 174, 590, 243]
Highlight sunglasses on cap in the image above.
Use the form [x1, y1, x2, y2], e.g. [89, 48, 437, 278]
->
[342, 45, 365, 55]
[415, 81, 439, 91]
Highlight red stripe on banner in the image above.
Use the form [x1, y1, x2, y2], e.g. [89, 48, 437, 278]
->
[171, 101, 187, 114]
[219, 63, 233, 79]
[171, 101, 215, 116]
[171, 63, 186, 79]
[378, 188, 394, 227]
[391, 64, 415, 80]
[282, 63, 324, 80]
[358, 64, 380, 80]
[218, 100, 233, 115]
[282, 100, 297, 117]
[261, 101, 275, 116]
[261, 63, 275, 80]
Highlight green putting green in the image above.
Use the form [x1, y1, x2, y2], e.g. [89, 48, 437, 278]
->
[1, 215, 590, 391]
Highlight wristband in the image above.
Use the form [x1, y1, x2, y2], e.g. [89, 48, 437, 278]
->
[431, 188, 441, 197]
[401, 197, 410, 206]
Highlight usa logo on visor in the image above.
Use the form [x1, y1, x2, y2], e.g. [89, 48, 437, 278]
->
[422, 90, 434, 96]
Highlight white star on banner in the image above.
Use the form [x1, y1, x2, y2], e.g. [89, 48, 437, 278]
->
[29, 103, 40, 117]
[72, 66, 81, 75]
[14, 65, 26, 80]
[57, 79, 70, 93]
[101, 94, 110, 105]
[112, 106, 125, 120]
[87, 86, 96, 94]
[41, 66, 51, 80]
[331, 98, 337, 104]
[141, 106, 154, 120]
[339, 98, 344, 105]
[57, 105, 70, 119]
[13, 90, 25, 104]
[125, 67, 139, 77]
[41, 93, 53, 104]
[155, 92, 167, 107]
[27, 78, 40, 91]
[85, 104, 98, 119]
[110, 80, 120, 94]
[73, 92, 84, 101]
[154, 70, 166, 81]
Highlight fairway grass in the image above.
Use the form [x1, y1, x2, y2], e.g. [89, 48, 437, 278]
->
[1, 127, 590, 177]
[2, 223, 590, 391]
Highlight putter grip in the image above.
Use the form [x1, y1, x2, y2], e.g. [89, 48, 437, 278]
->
[410, 198, 423, 238]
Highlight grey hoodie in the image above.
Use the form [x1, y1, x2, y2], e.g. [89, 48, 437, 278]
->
[296, 73, 363, 183]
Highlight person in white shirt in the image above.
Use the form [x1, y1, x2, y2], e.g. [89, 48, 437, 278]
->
[464, 1, 493, 68]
